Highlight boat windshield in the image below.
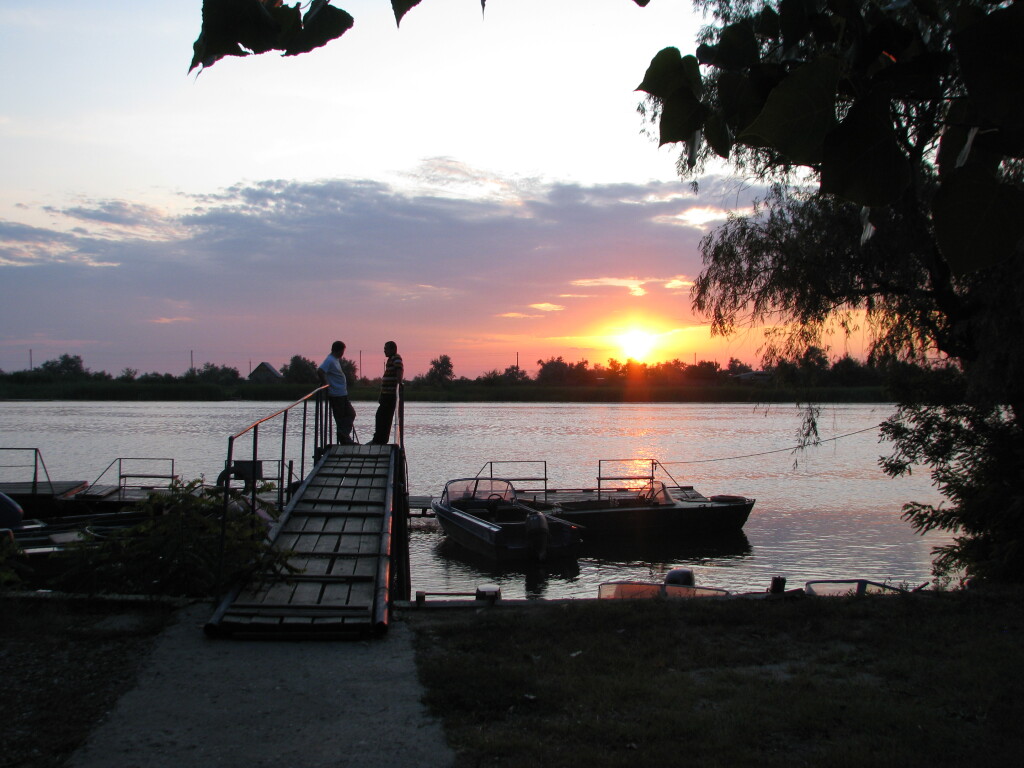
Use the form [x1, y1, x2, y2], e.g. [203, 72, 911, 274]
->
[638, 480, 671, 504]
[444, 478, 517, 503]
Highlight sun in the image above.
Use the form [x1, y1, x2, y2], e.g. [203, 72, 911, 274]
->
[616, 329, 657, 362]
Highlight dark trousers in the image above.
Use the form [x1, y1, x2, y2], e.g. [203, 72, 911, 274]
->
[372, 394, 397, 444]
[329, 395, 356, 443]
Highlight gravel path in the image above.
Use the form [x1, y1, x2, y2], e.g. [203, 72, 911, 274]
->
[69, 604, 454, 768]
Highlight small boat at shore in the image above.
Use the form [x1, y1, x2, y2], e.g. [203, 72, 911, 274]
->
[431, 477, 583, 562]
[478, 459, 754, 537]
[599, 567, 731, 599]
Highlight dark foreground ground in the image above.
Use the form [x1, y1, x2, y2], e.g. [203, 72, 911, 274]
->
[2, 589, 1023, 768]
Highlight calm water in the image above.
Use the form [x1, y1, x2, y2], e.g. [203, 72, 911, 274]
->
[0, 400, 947, 598]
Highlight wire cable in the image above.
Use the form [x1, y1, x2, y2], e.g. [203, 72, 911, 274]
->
[660, 424, 883, 465]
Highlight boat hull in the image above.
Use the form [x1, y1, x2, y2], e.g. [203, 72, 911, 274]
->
[518, 490, 754, 537]
[431, 501, 581, 562]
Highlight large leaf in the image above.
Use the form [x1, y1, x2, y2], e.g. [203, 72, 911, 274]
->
[285, 2, 354, 56]
[637, 49, 701, 100]
[659, 90, 708, 147]
[932, 166, 1024, 274]
[820, 93, 911, 206]
[703, 111, 732, 159]
[705, 21, 760, 70]
[190, 0, 281, 72]
[717, 71, 763, 128]
[952, 2, 1024, 132]
[392, 0, 423, 26]
[738, 56, 840, 164]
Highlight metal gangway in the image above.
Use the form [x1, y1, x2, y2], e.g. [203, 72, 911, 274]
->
[206, 386, 410, 639]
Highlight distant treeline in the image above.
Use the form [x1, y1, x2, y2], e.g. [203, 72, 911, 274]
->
[0, 350, 949, 403]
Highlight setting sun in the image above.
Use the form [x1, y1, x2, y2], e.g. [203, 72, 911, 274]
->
[617, 330, 657, 362]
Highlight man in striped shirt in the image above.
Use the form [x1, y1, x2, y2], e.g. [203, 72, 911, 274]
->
[370, 341, 404, 445]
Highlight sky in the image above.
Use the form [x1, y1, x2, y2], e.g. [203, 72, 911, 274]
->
[0, 0, 786, 379]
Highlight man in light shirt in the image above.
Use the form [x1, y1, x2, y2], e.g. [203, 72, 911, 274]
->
[317, 340, 357, 444]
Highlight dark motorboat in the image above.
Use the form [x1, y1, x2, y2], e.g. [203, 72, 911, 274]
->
[479, 459, 754, 537]
[431, 477, 583, 562]
[524, 480, 754, 536]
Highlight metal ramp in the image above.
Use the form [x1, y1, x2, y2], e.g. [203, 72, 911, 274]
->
[206, 443, 410, 639]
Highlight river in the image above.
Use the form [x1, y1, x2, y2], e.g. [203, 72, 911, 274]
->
[0, 400, 948, 598]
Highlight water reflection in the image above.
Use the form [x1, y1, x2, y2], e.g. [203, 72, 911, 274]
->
[412, 525, 755, 601]
[2, 400, 951, 599]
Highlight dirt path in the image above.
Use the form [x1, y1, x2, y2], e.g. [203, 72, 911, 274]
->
[69, 604, 454, 768]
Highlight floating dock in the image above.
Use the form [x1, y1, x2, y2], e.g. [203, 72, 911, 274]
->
[206, 443, 410, 639]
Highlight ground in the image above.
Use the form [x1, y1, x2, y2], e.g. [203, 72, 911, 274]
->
[0, 596, 178, 768]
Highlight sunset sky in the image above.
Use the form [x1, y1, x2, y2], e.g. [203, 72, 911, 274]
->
[0, 0, 796, 379]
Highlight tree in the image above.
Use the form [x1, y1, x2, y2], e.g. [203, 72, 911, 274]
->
[638, 0, 1024, 274]
[39, 354, 89, 379]
[423, 354, 455, 386]
[648, 1, 1024, 581]
[280, 354, 319, 385]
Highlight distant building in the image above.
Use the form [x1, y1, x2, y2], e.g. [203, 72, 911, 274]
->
[249, 362, 283, 383]
[732, 370, 772, 384]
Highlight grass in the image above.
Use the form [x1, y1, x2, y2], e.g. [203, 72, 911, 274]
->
[408, 589, 1024, 768]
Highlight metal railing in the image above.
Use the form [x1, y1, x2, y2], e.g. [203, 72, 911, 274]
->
[222, 385, 331, 512]
[0, 448, 55, 495]
[88, 457, 178, 492]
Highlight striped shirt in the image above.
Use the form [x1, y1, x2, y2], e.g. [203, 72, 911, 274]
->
[381, 353, 404, 395]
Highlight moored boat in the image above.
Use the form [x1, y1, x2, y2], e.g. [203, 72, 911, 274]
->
[478, 459, 754, 537]
[431, 477, 583, 562]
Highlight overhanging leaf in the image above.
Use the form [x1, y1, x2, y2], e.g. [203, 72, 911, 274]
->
[738, 56, 840, 164]
[190, 0, 281, 72]
[637, 48, 692, 99]
[659, 90, 708, 146]
[932, 166, 1024, 274]
[820, 93, 911, 206]
[703, 111, 732, 159]
[285, 2, 354, 56]
[392, 0, 422, 27]
[714, 21, 760, 70]
[952, 2, 1024, 132]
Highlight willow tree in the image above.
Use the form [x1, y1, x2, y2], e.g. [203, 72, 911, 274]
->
[636, 0, 1024, 581]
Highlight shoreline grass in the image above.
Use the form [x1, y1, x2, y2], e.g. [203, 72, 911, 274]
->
[406, 589, 1024, 767]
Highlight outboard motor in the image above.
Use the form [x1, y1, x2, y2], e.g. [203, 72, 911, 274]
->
[665, 567, 695, 586]
[0, 492, 23, 529]
[525, 511, 551, 561]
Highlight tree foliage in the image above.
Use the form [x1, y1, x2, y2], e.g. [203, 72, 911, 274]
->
[190, 1, 649, 73]
[280, 354, 319, 384]
[639, 0, 1024, 274]
[670, 1, 1024, 581]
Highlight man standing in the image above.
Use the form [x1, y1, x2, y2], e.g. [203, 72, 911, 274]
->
[370, 341, 403, 445]
[318, 340, 357, 444]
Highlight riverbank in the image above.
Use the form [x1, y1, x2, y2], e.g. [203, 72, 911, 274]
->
[0, 380, 890, 403]
[3, 589, 1021, 767]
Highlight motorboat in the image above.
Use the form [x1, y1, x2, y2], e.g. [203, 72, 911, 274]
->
[477, 459, 754, 537]
[524, 480, 753, 536]
[431, 477, 583, 562]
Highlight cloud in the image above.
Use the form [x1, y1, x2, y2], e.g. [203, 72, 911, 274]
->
[570, 277, 651, 297]
[0, 171, 767, 376]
